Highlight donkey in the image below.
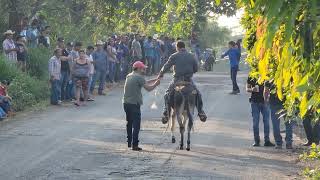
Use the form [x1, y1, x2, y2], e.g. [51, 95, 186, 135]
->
[164, 81, 197, 151]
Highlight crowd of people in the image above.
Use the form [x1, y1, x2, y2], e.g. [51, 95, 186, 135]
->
[2, 19, 199, 107]
[2, 16, 318, 149]
[47, 33, 191, 106]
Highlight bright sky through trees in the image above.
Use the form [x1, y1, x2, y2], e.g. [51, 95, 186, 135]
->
[217, 9, 244, 36]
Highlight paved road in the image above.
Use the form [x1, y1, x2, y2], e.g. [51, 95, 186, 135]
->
[0, 67, 301, 179]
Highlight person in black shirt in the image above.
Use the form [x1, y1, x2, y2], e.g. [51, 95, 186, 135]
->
[38, 26, 51, 48]
[57, 37, 72, 101]
[16, 35, 28, 72]
[264, 81, 293, 149]
[246, 76, 275, 147]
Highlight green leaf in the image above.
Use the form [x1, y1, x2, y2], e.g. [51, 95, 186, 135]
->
[296, 75, 310, 92]
[299, 92, 308, 118]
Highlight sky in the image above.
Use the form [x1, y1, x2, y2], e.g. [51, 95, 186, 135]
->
[216, 9, 245, 36]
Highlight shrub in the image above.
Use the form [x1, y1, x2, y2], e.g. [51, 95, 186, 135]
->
[0, 56, 50, 111]
[0, 57, 19, 82]
[300, 143, 320, 179]
[27, 47, 51, 80]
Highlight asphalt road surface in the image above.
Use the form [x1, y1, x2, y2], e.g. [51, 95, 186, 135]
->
[0, 65, 302, 179]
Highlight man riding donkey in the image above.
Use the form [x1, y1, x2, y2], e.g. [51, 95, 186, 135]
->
[157, 41, 207, 124]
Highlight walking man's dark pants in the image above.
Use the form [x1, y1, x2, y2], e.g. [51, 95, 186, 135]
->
[231, 65, 240, 92]
[303, 116, 320, 145]
[124, 103, 141, 147]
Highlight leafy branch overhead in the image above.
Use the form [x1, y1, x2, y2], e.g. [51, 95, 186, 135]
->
[0, 0, 237, 40]
[240, 0, 320, 121]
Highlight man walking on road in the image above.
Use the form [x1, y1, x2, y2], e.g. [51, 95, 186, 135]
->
[221, 41, 241, 94]
[123, 61, 160, 151]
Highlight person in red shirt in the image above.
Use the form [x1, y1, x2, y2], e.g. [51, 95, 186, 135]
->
[0, 80, 8, 96]
[0, 81, 12, 114]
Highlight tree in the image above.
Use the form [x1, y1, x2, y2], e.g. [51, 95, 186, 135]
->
[0, 0, 237, 40]
[239, 0, 320, 121]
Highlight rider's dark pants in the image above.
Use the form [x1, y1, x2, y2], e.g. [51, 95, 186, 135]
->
[124, 103, 141, 147]
[164, 77, 204, 114]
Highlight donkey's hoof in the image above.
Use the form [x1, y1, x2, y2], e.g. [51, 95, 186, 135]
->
[186, 147, 190, 151]
[172, 137, 176, 143]
[179, 145, 184, 150]
[162, 116, 168, 124]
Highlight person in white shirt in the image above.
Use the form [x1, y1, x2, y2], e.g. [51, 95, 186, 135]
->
[48, 48, 62, 105]
[2, 30, 17, 62]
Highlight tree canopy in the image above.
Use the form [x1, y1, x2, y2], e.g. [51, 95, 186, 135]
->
[0, 0, 237, 41]
[240, 0, 320, 121]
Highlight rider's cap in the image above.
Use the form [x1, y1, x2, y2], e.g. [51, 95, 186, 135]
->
[133, 61, 147, 69]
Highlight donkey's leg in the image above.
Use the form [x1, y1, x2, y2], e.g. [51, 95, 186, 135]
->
[176, 104, 185, 150]
[187, 100, 195, 151]
[171, 109, 176, 143]
[186, 110, 194, 151]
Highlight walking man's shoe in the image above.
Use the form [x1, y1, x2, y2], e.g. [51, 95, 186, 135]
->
[286, 144, 293, 149]
[229, 91, 237, 95]
[275, 144, 282, 149]
[252, 142, 260, 147]
[128, 142, 132, 148]
[264, 141, 275, 147]
[132, 146, 142, 151]
[303, 141, 313, 146]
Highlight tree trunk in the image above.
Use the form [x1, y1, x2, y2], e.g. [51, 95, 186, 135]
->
[8, 0, 20, 33]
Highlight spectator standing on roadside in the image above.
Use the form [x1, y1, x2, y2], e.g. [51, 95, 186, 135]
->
[57, 38, 72, 101]
[106, 39, 118, 85]
[68, 42, 83, 100]
[16, 35, 28, 71]
[19, 17, 29, 44]
[264, 81, 294, 149]
[246, 76, 275, 147]
[72, 50, 91, 106]
[26, 19, 39, 48]
[66, 42, 73, 54]
[139, 35, 146, 64]
[118, 36, 130, 80]
[48, 49, 62, 105]
[144, 36, 155, 75]
[162, 36, 172, 65]
[86, 45, 95, 101]
[38, 26, 51, 48]
[131, 34, 143, 63]
[90, 41, 108, 96]
[2, 30, 17, 63]
[123, 61, 160, 151]
[171, 37, 181, 54]
[221, 41, 241, 94]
